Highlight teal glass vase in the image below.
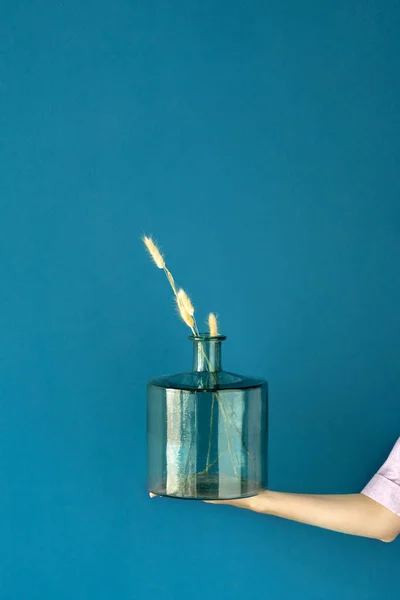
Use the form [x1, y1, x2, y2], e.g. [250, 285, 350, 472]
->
[147, 334, 268, 500]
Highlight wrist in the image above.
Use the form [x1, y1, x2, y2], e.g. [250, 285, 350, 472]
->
[247, 490, 272, 513]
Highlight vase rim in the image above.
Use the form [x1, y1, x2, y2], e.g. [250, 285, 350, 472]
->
[189, 333, 227, 342]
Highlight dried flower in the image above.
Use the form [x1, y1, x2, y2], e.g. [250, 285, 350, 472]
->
[143, 236, 165, 269]
[177, 288, 195, 316]
[176, 288, 196, 331]
[142, 235, 198, 334]
[208, 313, 219, 336]
[177, 299, 195, 330]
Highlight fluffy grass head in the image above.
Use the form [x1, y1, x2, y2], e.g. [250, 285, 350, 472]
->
[177, 288, 195, 316]
[176, 288, 195, 330]
[176, 299, 195, 330]
[143, 236, 165, 269]
[208, 313, 219, 336]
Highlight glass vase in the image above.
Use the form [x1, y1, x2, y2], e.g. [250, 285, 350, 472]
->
[147, 334, 268, 500]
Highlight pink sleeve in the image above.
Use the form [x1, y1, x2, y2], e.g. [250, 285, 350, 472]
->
[361, 438, 400, 517]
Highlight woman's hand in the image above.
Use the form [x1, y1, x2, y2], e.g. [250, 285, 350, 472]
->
[149, 490, 400, 542]
[149, 492, 255, 509]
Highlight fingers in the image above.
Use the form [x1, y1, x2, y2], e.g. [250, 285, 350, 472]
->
[149, 493, 230, 502]
[148, 493, 250, 510]
[149, 493, 232, 503]
[205, 498, 253, 509]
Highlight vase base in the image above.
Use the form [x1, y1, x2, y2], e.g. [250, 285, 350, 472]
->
[149, 472, 265, 501]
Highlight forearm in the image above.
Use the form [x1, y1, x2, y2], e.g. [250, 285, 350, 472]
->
[245, 491, 400, 541]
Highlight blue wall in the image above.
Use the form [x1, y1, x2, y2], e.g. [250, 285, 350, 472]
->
[1, 1, 399, 598]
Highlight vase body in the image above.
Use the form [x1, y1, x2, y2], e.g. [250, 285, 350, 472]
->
[147, 334, 268, 500]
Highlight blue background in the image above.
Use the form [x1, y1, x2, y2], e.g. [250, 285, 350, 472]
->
[1, 1, 399, 598]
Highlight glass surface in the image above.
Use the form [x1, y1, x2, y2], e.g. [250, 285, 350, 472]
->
[147, 335, 268, 500]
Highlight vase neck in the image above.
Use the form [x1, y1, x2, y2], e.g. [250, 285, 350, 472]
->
[191, 335, 225, 372]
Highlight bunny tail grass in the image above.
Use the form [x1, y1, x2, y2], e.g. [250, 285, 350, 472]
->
[208, 313, 219, 336]
[143, 236, 165, 269]
[177, 288, 195, 316]
[142, 235, 198, 334]
[176, 298, 195, 332]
